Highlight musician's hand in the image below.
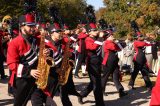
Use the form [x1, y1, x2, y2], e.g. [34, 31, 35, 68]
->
[43, 48, 50, 57]
[75, 45, 79, 51]
[30, 69, 40, 79]
[99, 31, 104, 37]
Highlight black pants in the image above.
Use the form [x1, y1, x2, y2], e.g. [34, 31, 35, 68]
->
[80, 56, 105, 106]
[128, 62, 152, 88]
[102, 65, 124, 92]
[60, 71, 81, 106]
[74, 53, 85, 76]
[31, 69, 59, 106]
[0, 55, 5, 78]
[31, 89, 57, 106]
[14, 78, 36, 106]
[8, 70, 16, 96]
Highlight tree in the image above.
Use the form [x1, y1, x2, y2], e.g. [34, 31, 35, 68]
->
[0, 0, 87, 28]
[101, 0, 160, 38]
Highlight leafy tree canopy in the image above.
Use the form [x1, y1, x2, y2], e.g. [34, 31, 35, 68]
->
[0, 0, 87, 28]
[96, 0, 160, 38]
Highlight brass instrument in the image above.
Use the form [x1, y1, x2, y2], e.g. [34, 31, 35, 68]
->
[57, 39, 74, 85]
[36, 32, 55, 90]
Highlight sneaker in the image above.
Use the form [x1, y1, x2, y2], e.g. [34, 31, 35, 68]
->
[119, 90, 128, 98]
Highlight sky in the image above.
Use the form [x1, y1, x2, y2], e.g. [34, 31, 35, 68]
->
[86, 0, 105, 10]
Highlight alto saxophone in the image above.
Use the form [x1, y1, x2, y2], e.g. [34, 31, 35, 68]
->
[57, 39, 75, 85]
[36, 32, 55, 90]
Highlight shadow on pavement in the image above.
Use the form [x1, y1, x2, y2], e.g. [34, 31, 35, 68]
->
[0, 77, 9, 84]
[104, 86, 151, 106]
[0, 99, 14, 106]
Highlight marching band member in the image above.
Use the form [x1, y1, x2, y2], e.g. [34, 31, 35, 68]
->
[78, 23, 105, 106]
[74, 25, 88, 78]
[7, 14, 49, 106]
[101, 30, 127, 98]
[60, 24, 82, 106]
[128, 35, 153, 90]
[30, 23, 59, 106]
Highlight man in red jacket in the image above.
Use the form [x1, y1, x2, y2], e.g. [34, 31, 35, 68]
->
[79, 23, 105, 106]
[101, 30, 127, 98]
[7, 13, 49, 106]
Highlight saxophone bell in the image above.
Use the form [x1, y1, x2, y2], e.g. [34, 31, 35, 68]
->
[46, 57, 55, 67]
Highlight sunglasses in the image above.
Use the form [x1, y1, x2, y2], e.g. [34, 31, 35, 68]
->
[4, 20, 11, 24]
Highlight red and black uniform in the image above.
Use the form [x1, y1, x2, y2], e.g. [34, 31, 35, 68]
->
[80, 36, 105, 106]
[31, 35, 62, 106]
[150, 68, 160, 106]
[128, 40, 152, 89]
[62, 34, 77, 53]
[61, 34, 82, 106]
[101, 40, 125, 96]
[7, 33, 39, 106]
[74, 32, 88, 76]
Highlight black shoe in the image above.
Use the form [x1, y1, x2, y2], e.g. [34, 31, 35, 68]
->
[128, 85, 136, 90]
[82, 73, 87, 76]
[74, 75, 81, 79]
[1, 75, 8, 79]
[78, 96, 84, 104]
[8, 93, 14, 97]
[119, 90, 128, 98]
[103, 92, 108, 96]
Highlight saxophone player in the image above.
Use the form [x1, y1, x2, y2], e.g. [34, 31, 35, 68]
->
[60, 24, 82, 106]
[7, 14, 50, 106]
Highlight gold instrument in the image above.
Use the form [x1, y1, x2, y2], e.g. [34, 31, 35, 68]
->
[36, 32, 55, 90]
[57, 39, 74, 85]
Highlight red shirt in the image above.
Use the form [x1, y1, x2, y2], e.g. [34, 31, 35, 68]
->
[78, 32, 88, 53]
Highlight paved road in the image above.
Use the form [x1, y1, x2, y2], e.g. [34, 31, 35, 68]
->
[0, 69, 155, 106]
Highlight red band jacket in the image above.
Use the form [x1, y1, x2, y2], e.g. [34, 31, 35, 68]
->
[133, 40, 151, 65]
[7, 33, 39, 86]
[77, 32, 88, 53]
[62, 34, 77, 53]
[150, 69, 160, 106]
[85, 36, 103, 57]
[102, 40, 120, 65]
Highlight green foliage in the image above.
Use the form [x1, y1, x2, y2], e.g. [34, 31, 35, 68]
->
[101, 0, 160, 38]
[0, 0, 23, 18]
[0, 0, 87, 28]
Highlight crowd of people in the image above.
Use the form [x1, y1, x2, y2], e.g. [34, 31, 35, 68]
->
[0, 5, 160, 106]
